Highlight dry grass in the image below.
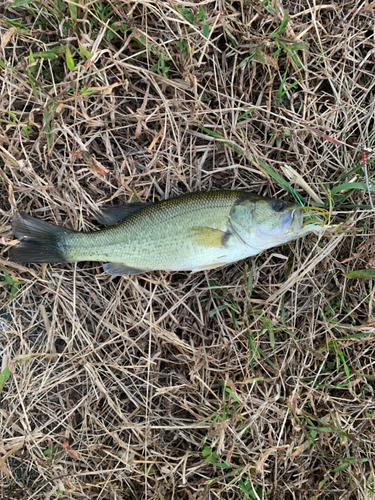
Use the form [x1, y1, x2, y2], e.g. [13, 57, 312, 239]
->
[1, 1, 375, 499]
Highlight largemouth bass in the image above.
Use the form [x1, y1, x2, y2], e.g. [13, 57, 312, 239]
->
[10, 190, 304, 276]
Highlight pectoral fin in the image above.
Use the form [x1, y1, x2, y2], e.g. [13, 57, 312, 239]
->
[191, 227, 231, 248]
[96, 203, 152, 226]
[103, 262, 148, 276]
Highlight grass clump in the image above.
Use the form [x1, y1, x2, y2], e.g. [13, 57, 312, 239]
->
[1, 1, 375, 499]
[299, 206, 331, 231]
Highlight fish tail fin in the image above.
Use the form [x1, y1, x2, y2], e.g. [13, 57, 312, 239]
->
[10, 212, 72, 263]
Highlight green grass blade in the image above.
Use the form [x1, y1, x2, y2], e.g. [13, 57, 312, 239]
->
[0, 367, 12, 393]
[255, 158, 295, 195]
[8, 0, 34, 7]
[65, 45, 76, 70]
[331, 182, 375, 197]
[68, 0, 78, 23]
[344, 268, 375, 279]
[237, 107, 254, 121]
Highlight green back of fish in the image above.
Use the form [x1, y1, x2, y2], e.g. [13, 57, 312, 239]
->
[63, 190, 260, 270]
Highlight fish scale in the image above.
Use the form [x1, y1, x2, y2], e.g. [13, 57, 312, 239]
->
[65, 191, 238, 270]
[10, 190, 303, 276]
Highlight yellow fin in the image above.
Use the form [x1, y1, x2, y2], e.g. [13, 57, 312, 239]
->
[191, 227, 230, 248]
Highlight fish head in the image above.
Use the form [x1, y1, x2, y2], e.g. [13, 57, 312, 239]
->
[229, 196, 303, 251]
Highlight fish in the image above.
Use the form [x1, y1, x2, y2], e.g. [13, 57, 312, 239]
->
[9, 190, 304, 276]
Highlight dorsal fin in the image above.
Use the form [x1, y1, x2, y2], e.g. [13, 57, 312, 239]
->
[96, 203, 152, 226]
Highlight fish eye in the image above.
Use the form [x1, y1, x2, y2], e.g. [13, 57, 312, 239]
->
[272, 200, 286, 213]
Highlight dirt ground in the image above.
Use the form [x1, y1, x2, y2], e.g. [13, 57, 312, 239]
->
[1, 1, 375, 499]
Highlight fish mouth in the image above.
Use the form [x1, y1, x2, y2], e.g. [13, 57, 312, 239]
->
[255, 206, 304, 246]
[283, 207, 303, 233]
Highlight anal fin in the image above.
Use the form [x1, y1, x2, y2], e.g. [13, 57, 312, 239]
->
[103, 262, 148, 276]
[190, 262, 227, 273]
